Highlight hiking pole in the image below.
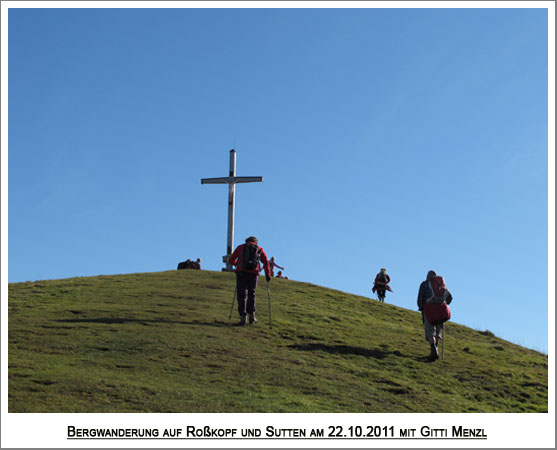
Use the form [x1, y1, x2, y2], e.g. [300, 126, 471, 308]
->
[441, 323, 445, 360]
[267, 280, 272, 329]
[228, 289, 236, 321]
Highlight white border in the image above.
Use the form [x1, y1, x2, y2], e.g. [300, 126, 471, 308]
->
[1, 1, 554, 449]
[1, 1, 555, 9]
[0, 412, 556, 448]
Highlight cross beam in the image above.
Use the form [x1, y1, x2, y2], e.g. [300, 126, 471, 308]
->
[201, 149, 263, 271]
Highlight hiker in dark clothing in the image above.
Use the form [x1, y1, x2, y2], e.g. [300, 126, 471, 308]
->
[417, 270, 453, 361]
[191, 258, 202, 270]
[228, 236, 271, 326]
[372, 268, 392, 302]
[177, 259, 192, 270]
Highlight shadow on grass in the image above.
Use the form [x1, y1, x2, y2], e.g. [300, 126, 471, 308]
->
[287, 343, 410, 360]
[56, 318, 229, 327]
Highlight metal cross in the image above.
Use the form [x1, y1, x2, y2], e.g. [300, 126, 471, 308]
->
[201, 149, 263, 271]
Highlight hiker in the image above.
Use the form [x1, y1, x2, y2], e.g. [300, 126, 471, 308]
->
[192, 258, 202, 270]
[276, 270, 285, 279]
[177, 259, 192, 270]
[417, 270, 453, 361]
[269, 256, 284, 278]
[228, 236, 271, 325]
[372, 268, 392, 302]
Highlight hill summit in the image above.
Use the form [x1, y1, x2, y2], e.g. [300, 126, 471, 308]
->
[8, 270, 547, 412]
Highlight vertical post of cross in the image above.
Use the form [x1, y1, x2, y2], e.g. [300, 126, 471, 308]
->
[227, 150, 236, 268]
[201, 150, 263, 271]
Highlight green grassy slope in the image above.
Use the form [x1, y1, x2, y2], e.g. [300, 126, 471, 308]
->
[8, 270, 547, 413]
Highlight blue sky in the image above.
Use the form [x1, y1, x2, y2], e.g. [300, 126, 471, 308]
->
[6, 6, 551, 352]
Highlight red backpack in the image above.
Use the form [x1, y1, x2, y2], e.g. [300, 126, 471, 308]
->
[423, 276, 451, 325]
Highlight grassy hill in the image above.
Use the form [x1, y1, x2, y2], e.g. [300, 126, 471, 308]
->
[8, 270, 547, 413]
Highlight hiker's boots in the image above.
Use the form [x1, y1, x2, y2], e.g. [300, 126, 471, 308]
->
[239, 314, 257, 325]
[428, 343, 439, 361]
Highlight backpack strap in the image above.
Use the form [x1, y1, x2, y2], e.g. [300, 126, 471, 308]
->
[426, 281, 433, 303]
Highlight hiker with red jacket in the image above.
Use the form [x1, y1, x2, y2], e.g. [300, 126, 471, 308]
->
[417, 270, 453, 361]
[372, 268, 392, 302]
[228, 236, 271, 326]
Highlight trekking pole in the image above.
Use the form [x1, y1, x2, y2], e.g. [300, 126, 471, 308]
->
[267, 281, 272, 329]
[441, 323, 445, 360]
[228, 289, 236, 321]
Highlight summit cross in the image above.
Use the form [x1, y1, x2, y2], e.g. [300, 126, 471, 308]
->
[201, 149, 263, 271]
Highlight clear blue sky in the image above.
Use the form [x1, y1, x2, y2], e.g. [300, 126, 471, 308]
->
[6, 6, 550, 352]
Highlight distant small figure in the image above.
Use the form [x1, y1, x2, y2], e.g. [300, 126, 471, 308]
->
[269, 257, 284, 278]
[177, 258, 202, 270]
[417, 270, 453, 362]
[372, 268, 392, 302]
[177, 259, 192, 270]
[276, 270, 288, 279]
